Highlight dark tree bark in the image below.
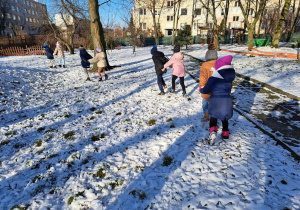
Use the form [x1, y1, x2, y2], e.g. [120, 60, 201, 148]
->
[88, 0, 111, 69]
[272, 0, 292, 48]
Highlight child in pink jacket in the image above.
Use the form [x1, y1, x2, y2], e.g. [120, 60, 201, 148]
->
[162, 45, 186, 97]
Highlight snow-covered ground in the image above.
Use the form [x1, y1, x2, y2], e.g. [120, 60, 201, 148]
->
[0, 45, 299, 209]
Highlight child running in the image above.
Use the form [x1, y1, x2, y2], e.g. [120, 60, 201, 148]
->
[88, 47, 108, 82]
[42, 41, 56, 68]
[151, 45, 168, 96]
[199, 43, 218, 121]
[79, 45, 92, 81]
[200, 55, 235, 145]
[53, 41, 65, 68]
[162, 45, 186, 97]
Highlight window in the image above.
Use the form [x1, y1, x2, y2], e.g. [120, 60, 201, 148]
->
[7, 13, 11, 19]
[33, 18, 36, 22]
[1, 13, 4, 18]
[248, 8, 255, 16]
[221, 8, 225, 15]
[235, 1, 239, 7]
[18, 16, 21, 21]
[26, 17, 28, 22]
[139, 22, 146, 30]
[29, 18, 32, 22]
[233, 16, 239, 21]
[13, 15, 16, 20]
[167, 15, 173, 21]
[24, 8, 27, 13]
[15, 0, 18, 2]
[181, 8, 187, 15]
[16, 7, 20, 12]
[11, 5, 15, 11]
[157, 23, 161, 29]
[9, 23, 12, 28]
[20, 25, 24, 30]
[195, 8, 201, 16]
[167, 29, 173, 36]
[167, 1, 174, 7]
[155, 9, 160, 15]
[139, 8, 146, 15]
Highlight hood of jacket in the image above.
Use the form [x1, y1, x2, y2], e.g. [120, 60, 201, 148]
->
[173, 52, 183, 60]
[212, 65, 235, 82]
[152, 51, 164, 58]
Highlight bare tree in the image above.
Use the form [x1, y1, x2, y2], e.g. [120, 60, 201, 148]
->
[286, 0, 300, 42]
[199, 0, 220, 50]
[172, 0, 182, 45]
[220, 0, 230, 44]
[41, 0, 88, 54]
[135, 0, 166, 45]
[88, 0, 113, 70]
[238, 0, 267, 50]
[272, 0, 292, 47]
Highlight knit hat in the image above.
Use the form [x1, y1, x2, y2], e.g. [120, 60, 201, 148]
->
[214, 55, 233, 70]
[79, 45, 84, 48]
[95, 47, 102, 53]
[173, 45, 180, 53]
[151, 45, 157, 55]
[205, 50, 218, 61]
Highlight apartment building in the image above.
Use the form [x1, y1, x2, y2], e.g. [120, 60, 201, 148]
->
[133, 0, 280, 37]
[0, 0, 48, 36]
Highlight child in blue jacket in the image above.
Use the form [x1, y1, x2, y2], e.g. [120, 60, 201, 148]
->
[79, 45, 93, 81]
[42, 41, 56, 68]
[200, 55, 235, 145]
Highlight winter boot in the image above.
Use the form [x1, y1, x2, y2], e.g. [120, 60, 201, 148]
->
[201, 112, 209, 122]
[50, 66, 53, 68]
[158, 92, 165, 96]
[58, 65, 62, 68]
[98, 77, 102, 82]
[53, 66, 57, 69]
[208, 126, 218, 145]
[222, 131, 230, 139]
[86, 77, 91, 81]
[63, 65, 66, 68]
[104, 74, 108, 80]
[182, 91, 187, 97]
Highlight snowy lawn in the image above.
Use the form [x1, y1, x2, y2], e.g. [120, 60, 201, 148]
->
[0, 45, 299, 209]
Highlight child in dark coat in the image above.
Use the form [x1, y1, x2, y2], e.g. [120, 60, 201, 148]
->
[42, 41, 56, 68]
[151, 45, 168, 95]
[79, 45, 92, 81]
[200, 55, 235, 145]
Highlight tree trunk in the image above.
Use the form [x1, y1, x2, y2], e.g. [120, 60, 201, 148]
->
[222, 0, 229, 44]
[287, 0, 300, 42]
[271, 0, 292, 48]
[88, 0, 110, 69]
[248, 26, 254, 50]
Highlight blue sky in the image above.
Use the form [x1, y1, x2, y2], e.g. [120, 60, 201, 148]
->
[38, 0, 133, 28]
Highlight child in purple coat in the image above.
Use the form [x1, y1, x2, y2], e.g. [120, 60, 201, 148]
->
[200, 55, 235, 145]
